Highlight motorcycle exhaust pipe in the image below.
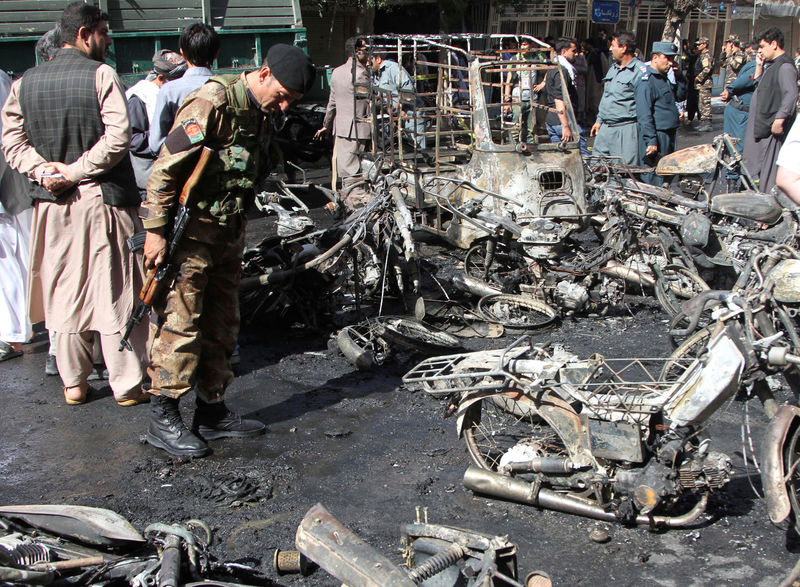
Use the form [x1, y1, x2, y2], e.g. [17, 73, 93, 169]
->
[452, 273, 502, 298]
[463, 466, 707, 527]
[599, 261, 655, 288]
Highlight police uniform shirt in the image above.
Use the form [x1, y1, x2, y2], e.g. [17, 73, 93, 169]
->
[374, 59, 414, 105]
[596, 57, 647, 125]
[635, 65, 686, 145]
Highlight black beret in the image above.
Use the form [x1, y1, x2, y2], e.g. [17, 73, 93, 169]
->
[266, 44, 316, 94]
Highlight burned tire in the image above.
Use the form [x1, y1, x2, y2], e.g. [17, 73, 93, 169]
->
[668, 308, 714, 349]
[477, 294, 557, 329]
[464, 243, 531, 289]
[336, 322, 390, 370]
[463, 394, 566, 475]
[464, 244, 493, 282]
[659, 324, 714, 382]
[654, 264, 709, 318]
[377, 318, 462, 354]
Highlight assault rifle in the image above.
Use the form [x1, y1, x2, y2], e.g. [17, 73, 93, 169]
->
[119, 146, 214, 352]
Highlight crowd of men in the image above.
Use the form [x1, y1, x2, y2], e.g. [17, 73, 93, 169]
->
[490, 28, 798, 190]
[0, 2, 315, 459]
[576, 27, 798, 192]
[1, 6, 800, 461]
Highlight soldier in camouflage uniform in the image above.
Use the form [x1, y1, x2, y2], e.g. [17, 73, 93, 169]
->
[692, 37, 714, 132]
[722, 34, 747, 86]
[141, 44, 316, 458]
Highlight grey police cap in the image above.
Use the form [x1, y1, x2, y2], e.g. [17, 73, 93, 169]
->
[651, 41, 678, 56]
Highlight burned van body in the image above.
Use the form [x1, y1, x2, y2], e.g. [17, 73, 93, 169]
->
[358, 34, 588, 260]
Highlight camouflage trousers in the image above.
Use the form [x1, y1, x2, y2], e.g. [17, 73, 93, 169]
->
[698, 82, 712, 121]
[148, 221, 245, 403]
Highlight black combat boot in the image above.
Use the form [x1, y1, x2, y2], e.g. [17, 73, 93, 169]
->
[147, 395, 209, 457]
[193, 399, 266, 440]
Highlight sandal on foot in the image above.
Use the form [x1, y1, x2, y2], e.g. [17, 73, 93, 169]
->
[64, 386, 87, 405]
[117, 391, 151, 407]
[0, 341, 22, 362]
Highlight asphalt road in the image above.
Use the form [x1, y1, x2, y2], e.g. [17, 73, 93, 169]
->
[3, 111, 798, 586]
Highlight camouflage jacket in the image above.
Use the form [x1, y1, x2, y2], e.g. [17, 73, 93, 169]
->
[142, 73, 280, 231]
[723, 48, 747, 85]
[693, 49, 714, 88]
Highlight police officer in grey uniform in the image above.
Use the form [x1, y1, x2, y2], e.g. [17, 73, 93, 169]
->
[721, 55, 756, 189]
[590, 30, 647, 166]
[635, 42, 687, 186]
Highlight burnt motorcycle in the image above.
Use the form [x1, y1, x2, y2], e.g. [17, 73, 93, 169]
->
[591, 137, 800, 287]
[651, 131, 755, 197]
[402, 245, 800, 527]
[662, 244, 800, 531]
[437, 180, 701, 319]
[239, 166, 422, 328]
[0, 504, 262, 585]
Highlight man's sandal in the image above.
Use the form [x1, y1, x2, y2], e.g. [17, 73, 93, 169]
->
[64, 387, 88, 405]
[116, 391, 151, 407]
[0, 341, 22, 362]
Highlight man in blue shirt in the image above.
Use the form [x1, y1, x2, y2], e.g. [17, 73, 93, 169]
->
[590, 30, 647, 166]
[148, 22, 219, 155]
[372, 52, 426, 148]
[720, 43, 757, 190]
[635, 42, 687, 185]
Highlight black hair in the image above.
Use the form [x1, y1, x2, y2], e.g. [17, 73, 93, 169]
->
[344, 36, 365, 57]
[613, 30, 636, 55]
[59, 1, 107, 45]
[179, 22, 220, 68]
[556, 37, 577, 54]
[757, 26, 785, 49]
[36, 26, 62, 63]
[344, 37, 356, 57]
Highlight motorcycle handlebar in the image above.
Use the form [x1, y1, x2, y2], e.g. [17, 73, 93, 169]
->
[671, 291, 734, 338]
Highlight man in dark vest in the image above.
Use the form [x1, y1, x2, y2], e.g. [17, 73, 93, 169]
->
[1, 1, 148, 407]
[141, 44, 315, 458]
[743, 26, 798, 194]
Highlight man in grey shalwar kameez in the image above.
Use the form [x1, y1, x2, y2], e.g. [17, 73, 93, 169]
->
[743, 26, 798, 194]
[590, 30, 647, 166]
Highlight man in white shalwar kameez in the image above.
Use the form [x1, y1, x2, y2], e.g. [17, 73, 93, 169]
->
[0, 96, 33, 363]
[0, 67, 33, 361]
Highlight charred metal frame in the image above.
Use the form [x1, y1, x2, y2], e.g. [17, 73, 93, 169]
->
[358, 34, 588, 255]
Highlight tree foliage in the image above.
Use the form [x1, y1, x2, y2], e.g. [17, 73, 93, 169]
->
[301, 0, 386, 19]
[662, 0, 706, 42]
